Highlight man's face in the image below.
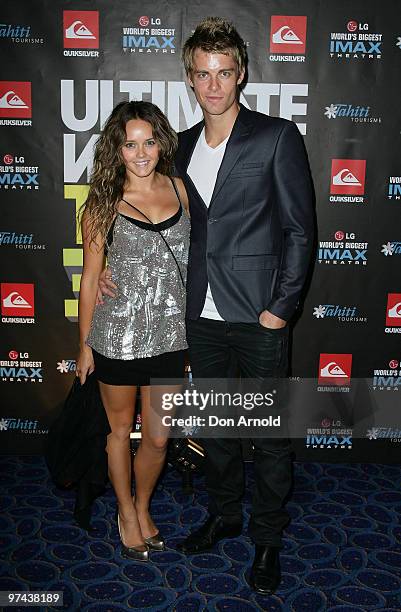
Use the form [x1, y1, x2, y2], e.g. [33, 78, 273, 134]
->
[188, 49, 244, 118]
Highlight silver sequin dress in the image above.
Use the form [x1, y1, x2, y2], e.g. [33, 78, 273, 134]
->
[87, 188, 190, 361]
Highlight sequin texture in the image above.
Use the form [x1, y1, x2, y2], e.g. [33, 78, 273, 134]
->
[87, 208, 190, 359]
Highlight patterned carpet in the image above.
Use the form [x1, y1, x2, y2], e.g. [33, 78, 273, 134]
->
[1, 456, 401, 611]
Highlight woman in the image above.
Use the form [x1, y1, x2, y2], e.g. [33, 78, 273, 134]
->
[76, 101, 190, 561]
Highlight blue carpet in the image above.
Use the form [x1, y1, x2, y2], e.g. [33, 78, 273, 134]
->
[1, 457, 401, 611]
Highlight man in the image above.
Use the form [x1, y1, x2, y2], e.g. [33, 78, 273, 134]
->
[175, 18, 313, 595]
[101, 17, 313, 594]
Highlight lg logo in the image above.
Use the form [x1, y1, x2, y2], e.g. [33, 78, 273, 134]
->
[139, 16, 161, 27]
[8, 351, 29, 359]
[335, 231, 355, 240]
[3, 154, 24, 164]
[347, 20, 369, 32]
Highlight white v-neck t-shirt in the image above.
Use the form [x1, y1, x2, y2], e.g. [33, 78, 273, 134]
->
[187, 128, 229, 321]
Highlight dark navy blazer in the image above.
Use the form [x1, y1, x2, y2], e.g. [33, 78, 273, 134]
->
[175, 104, 314, 323]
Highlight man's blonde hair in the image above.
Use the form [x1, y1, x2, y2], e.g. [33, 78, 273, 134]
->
[182, 17, 247, 75]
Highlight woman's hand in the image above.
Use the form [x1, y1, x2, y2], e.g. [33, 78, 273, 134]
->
[97, 266, 117, 304]
[76, 345, 95, 385]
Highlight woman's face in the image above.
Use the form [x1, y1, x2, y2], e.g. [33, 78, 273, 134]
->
[121, 119, 160, 178]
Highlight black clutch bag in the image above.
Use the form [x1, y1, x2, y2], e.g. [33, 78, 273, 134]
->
[45, 373, 111, 529]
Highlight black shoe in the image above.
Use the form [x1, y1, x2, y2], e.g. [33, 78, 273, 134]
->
[177, 515, 242, 554]
[247, 545, 281, 595]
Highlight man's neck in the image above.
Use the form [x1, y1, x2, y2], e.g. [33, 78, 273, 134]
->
[203, 102, 240, 148]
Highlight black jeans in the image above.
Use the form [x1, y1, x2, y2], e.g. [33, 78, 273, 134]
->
[187, 317, 292, 546]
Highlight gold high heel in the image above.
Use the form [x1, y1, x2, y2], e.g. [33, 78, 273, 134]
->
[144, 532, 165, 551]
[133, 497, 165, 551]
[116, 513, 149, 561]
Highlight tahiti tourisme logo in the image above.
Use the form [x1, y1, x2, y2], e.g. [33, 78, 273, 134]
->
[371, 359, 401, 391]
[0, 22, 44, 44]
[0, 231, 46, 251]
[318, 353, 352, 392]
[56, 359, 76, 373]
[381, 241, 401, 257]
[329, 20, 382, 60]
[0, 81, 31, 126]
[366, 427, 401, 443]
[317, 230, 368, 266]
[329, 159, 366, 203]
[0, 417, 48, 434]
[63, 10, 99, 57]
[0, 23, 44, 45]
[1, 283, 35, 323]
[0, 153, 40, 191]
[122, 15, 176, 54]
[0, 349, 43, 383]
[269, 16, 307, 62]
[385, 294, 401, 334]
[324, 102, 381, 125]
[313, 303, 367, 324]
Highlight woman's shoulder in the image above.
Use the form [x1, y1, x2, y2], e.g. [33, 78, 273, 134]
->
[171, 176, 189, 214]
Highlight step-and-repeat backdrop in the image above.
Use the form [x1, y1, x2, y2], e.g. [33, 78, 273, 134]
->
[1, 1, 400, 461]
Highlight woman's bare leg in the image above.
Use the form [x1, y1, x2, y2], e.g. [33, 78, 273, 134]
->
[99, 382, 145, 548]
[133, 385, 175, 538]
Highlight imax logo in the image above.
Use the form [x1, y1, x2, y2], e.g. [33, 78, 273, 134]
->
[1, 367, 43, 381]
[0, 173, 38, 188]
[318, 248, 367, 264]
[388, 177, 401, 199]
[306, 435, 352, 447]
[122, 35, 175, 50]
[330, 40, 381, 55]
[372, 376, 401, 389]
